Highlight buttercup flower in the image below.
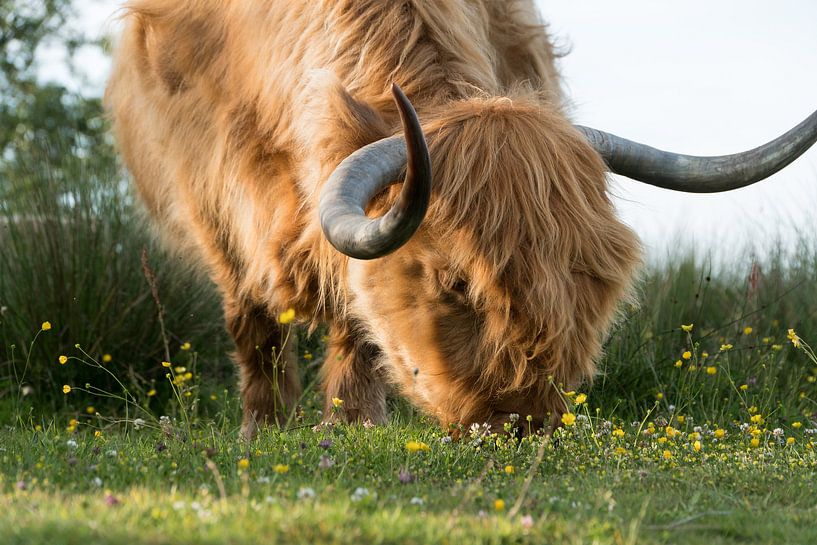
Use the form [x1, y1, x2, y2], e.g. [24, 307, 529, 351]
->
[102, 354, 112, 363]
[494, 499, 505, 511]
[561, 412, 576, 426]
[405, 441, 430, 453]
[574, 393, 587, 404]
[273, 464, 289, 474]
[681, 324, 694, 332]
[682, 351, 692, 360]
[787, 328, 801, 348]
[41, 321, 52, 331]
[278, 308, 296, 324]
[237, 459, 250, 470]
[62, 385, 72, 394]
[331, 397, 343, 408]
[58, 355, 68, 365]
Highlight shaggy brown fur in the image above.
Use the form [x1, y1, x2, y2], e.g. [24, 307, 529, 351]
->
[106, 0, 641, 438]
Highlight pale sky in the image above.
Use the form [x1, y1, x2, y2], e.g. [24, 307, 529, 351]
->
[39, 1, 817, 261]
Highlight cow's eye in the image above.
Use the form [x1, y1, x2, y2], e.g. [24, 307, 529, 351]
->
[437, 269, 468, 298]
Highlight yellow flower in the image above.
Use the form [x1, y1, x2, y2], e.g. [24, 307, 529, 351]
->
[750, 438, 760, 448]
[762, 337, 772, 344]
[161, 361, 171, 368]
[237, 458, 250, 470]
[332, 397, 344, 408]
[69, 418, 79, 427]
[561, 412, 576, 426]
[147, 389, 157, 397]
[181, 342, 191, 351]
[86, 406, 95, 415]
[174, 366, 186, 374]
[612, 428, 625, 438]
[657, 436, 668, 444]
[303, 352, 313, 361]
[787, 328, 801, 348]
[41, 321, 52, 331]
[701, 351, 709, 359]
[102, 354, 112, 363]
[278, 308, 296, 325]
[682, 351, 692, 360]
[62, 385, 72, 394]
[94, 430, 102, 438]
[210, 394, 218, 401]
[665, 426, 677, 439]
[750, 414, 763, 424]
[676, 415, 685, 425]
[714, 429, 726, 439]
[786, 437, 795, 445]
[405, 441, 430, 453]
[662, 450, 672, 459]
[494, 499, 505, 511]
[748, 406, 757, 414]
[681, 324, 694, 332]
[655, 392, 664, 400]
[743, 326, 753, 335]
[674, 360, 683, 368]
[574, 393, 587, 404]
[504, 465, 514, 475]
[693, 440, 701, 452]
[720, 344, 733, 352]
[771, 344, 783, 351]
[273, 464, 289, 474]
[58, 355, 68, 365]
[688, 365, 697, 372]
[614, 446, 627, 455]
[706, 366, 717, 375]
[792, 421, 802, 429]
[740, 384, 748, 391]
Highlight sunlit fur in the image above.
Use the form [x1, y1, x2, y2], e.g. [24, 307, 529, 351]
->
[106, 0, 641, 437]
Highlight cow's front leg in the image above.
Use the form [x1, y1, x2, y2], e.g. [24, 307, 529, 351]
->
[321, 320, 388, 425]
[225, 301, 302, 440]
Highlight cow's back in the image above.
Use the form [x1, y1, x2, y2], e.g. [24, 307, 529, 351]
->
[105, 0, 564, 307]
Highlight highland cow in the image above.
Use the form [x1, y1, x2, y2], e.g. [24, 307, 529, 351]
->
[106, 0, 817, 438]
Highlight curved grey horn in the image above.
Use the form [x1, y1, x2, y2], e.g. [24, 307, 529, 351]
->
[319, 84, 432, 259]
[576, 109, 817, 193]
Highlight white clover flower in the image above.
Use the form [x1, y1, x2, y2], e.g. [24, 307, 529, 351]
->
[133, 418, 145, 430]
[351, 487, 371, 502]
[297, 487, 316, 500]
[66, 439, 78, 449]
[410, 497, 424, 506]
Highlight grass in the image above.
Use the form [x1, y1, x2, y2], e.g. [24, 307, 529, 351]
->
[2, 321, 816, 544]
[2, 409, 816, 544]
